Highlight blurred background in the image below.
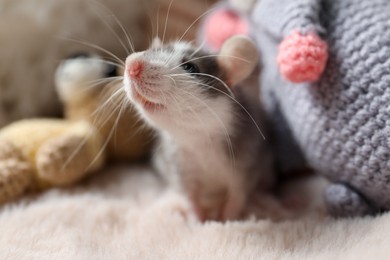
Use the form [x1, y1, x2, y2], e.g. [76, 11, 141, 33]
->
[0, 0, 216, 127]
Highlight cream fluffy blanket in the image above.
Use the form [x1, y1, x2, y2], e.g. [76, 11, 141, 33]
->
[1, 165, 389, 259]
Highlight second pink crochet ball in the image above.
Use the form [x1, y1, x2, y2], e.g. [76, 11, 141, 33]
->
[204, 9, 249, 51]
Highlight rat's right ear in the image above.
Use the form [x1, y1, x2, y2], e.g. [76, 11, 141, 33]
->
[217, 36, 259, 87]
[150, 37, 162, 49]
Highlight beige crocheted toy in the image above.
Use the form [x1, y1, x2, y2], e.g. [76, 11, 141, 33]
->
[0, 54, 153, 204]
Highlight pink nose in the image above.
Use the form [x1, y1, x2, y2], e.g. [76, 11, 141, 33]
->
[127, 60, 143, 79]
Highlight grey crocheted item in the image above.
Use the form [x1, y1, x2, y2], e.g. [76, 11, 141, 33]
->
[251, 0, 390, 217]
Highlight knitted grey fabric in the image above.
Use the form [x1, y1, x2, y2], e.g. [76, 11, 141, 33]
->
[251, 0, 390, 216]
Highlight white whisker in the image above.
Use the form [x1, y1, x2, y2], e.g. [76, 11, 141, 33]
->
[92, 87, 125, 119]
[177, 7, 218, 43]
[90, 0, 136, 53]
[90, 57, 125, 69]
[171, 54, 250, 71]
[174, 77, 266, 140]
[56, 37, 125, 66]
[81, 77, 123, 93]
[169, 72, 234, 97]
[162, 0, 175, 44]
[189, 39, 207, 59]
[176, 87, 236, 170]
[86, 94, 128, 172]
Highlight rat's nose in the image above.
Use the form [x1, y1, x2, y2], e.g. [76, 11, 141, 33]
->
[127, 60, 143, 79]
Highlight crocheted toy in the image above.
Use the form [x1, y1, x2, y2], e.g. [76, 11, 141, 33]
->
[201, 0, 390, 217]
[202, 0, 328, 81]
[249, 0, 390, 217]
[200, 1, 251, 52]
[0, 55, 153, 204]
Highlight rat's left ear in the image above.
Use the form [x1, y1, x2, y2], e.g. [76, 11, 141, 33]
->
[150, 37, 162, 49]
[217, 36, 259, 87]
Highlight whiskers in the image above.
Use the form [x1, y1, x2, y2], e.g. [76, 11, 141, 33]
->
[158, 1, 219, 65]
[57, 37, 126, 67]
[54, 0, 142, 171]
[60, 81, 127, 172]
[91, 0, 136, 54]
[56, 0, 255, 176]
[162, 0, 175, 45]
[56, 0, 141, 66]
[168, 73, 266, 140]
[83, 76, 123, 91]
[67, 58, 124, 94]
[172, 54, 251, 72]
[172, 84, 237, 171]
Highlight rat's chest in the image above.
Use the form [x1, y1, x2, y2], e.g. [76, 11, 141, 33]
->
[179, 145, 231, 177]
[157, 134, 233, 180]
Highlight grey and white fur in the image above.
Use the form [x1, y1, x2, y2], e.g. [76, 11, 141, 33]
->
[123, 37, 273, 221]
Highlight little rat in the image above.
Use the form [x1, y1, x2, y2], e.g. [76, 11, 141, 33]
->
[123, 36, 273, 221]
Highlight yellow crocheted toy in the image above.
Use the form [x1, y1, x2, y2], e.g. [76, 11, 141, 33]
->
[0, 54, 153, 204]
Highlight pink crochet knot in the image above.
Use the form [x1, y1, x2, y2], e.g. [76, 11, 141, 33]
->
[205, 9, 249, 51]
[277, 31, 328, 83]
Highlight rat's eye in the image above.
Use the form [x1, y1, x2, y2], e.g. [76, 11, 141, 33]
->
[181, 62, 200, 74]
[104, 63, 117, 78]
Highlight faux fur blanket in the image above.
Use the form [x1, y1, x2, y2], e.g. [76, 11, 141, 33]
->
[1, 165, 389, 259]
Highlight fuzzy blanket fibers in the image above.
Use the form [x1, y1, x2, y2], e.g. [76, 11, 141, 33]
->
[0, 165, 389, 259]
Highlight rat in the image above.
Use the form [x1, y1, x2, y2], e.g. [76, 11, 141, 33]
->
[122, 36, 274, 221]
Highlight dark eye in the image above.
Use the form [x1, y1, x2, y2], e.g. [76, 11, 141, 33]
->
[104, 63, 117, 78]
[181, 62, 200, 74]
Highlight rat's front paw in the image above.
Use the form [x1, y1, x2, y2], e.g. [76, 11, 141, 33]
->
[277, 31, 328, 83]
[189, 184, 245, 222]
[190, 192, 226, 222]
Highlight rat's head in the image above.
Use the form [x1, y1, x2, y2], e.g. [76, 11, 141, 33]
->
[123, 36, 258, 136]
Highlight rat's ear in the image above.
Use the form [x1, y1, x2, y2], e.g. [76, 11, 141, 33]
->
[217, 36, 259, 87]
[150, 37, 162, 49]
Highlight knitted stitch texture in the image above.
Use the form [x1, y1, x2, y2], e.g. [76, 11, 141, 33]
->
[277, 31, 328, 83]
[252, 0, 390, 216]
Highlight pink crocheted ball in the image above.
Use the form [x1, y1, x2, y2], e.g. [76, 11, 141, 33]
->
[277, 31, 328, 83]
[204, 9, 249, 51]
